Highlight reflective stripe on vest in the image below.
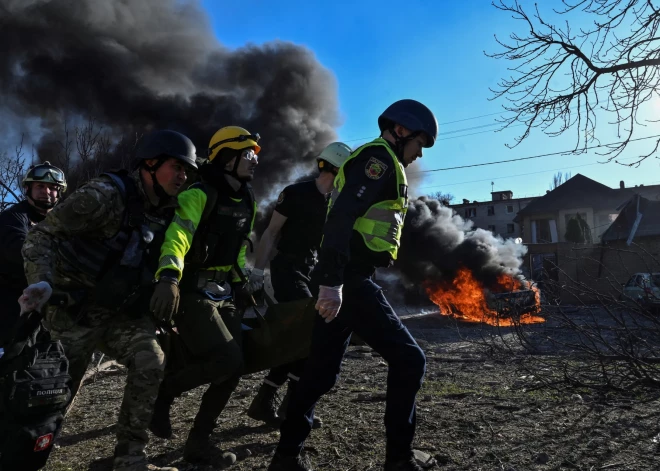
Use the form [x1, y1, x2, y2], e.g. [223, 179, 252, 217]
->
[329, 138, 408, 259]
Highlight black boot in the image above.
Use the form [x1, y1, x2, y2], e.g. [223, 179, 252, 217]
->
[149, 392, 175, 439]
[384, 454, 424, 471]
[278, 382, 323, 429]
[183, 428, 237, 467]
[247, 383, 282, 426]
[267, 451, 313, 471]
[182, 380, 238, 466]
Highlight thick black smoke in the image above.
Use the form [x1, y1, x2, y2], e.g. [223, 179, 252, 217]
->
[0, 0, 338, 202]
[398, 197, 528, 288]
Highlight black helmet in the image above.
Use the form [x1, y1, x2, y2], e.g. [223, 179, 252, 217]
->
[23, 161, 67, 191]
[378, 99, 438, 147]
[135, 130, 198, 169]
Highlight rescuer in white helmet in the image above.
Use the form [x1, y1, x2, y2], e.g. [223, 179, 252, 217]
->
[245, 142, 352, 428]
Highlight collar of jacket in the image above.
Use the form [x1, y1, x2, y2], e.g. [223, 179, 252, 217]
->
[22, 199, 47, 224]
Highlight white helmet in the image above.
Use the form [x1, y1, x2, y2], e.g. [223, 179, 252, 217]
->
[317, 142, 352, 168]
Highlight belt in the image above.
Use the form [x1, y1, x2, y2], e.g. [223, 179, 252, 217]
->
[276, 251, 317, 266]
[196, 269, 230, 284]
[181, 268, 231, 293]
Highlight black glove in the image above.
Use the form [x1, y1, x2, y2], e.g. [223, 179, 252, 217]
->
[150, 277, 180, 323]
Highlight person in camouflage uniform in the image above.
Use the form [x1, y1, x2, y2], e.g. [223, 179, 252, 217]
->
[20, 130, 198, 471]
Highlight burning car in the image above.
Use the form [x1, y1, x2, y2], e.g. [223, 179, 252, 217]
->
[425, 268, 543, 326]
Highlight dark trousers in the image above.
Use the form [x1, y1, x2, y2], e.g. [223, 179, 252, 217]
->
[276, 270, 426, 460]
[160, 292, 244, 435]
[264, 254, 314, 385]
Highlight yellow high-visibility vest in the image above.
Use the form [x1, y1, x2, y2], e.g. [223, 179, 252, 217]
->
[329, 138, 408, 259]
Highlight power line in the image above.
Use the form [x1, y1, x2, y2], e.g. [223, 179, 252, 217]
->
[341, 122, 521, 144]
[438, 110, 506, 126]
[409, 134, 660, 174]
[415, 162, 601, 190]
[340, 99, 609, 145]
[437, 124, 526, 141]
[263, 135, 659, 186]
[341, 112, 508, 143]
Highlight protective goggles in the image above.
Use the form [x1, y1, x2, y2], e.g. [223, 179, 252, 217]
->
[30, 166, 66, 185]
[241, 148, 258, 163]
[207, 133, 261, 158]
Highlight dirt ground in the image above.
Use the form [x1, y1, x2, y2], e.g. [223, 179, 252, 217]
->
[43, 311, 660, 471]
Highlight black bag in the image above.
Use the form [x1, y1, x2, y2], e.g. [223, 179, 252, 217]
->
[241, 297, 317, 375]
[0, 312, 72, 471]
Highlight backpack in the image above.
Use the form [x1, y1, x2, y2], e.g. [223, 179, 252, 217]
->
[0, 312, 72, 470]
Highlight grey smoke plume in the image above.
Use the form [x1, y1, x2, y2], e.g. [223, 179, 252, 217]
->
[0, 0, 339, 202]
[398, 197, 528, 289]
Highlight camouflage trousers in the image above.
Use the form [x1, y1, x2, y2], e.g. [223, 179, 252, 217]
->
[44, 304, 165, 469]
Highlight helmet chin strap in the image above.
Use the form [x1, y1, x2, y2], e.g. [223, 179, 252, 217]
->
[387, 126, 409, 162]
[222, 154, 249, 189]
[144, 160, 170, 207]
[29, 197, 56, 210]
[26, 185, 58, 211]
[387, 126, 420, 165]
[150, 172, 170, 205]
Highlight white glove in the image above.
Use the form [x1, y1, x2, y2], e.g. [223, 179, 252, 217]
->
[18, 281, 53, 315]
[245, 268, 265, 295]
[315, 285, 343, 323]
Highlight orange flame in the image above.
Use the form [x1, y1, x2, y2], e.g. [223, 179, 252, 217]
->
[426, 267, 544, 326]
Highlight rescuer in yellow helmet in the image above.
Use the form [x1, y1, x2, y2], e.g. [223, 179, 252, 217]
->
[149, 125, 261, 466]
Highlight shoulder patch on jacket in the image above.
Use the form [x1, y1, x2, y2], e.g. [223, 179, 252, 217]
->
[277, 191, 285, 205]
[365, 157, 388, 180]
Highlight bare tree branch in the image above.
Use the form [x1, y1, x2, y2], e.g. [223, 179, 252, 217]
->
[0, 135, 28, 210]
[487, 0, 660, 165]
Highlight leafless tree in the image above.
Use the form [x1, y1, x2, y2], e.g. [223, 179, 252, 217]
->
[0, 137, 29, 211]
[550, 171, 572, 190]
[480, 244, 660, 392]
[37, 119, 141, 195]
[427, 191, 455, 205]
[487, 0, 660, 166]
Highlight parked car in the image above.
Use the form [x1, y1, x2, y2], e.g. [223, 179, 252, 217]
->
[621, 272, 660, 307]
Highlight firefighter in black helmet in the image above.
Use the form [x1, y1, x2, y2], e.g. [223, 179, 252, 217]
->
[18, 129, 196, 471]
[268, 99, 438, 471]
[0, 161, 66, 347]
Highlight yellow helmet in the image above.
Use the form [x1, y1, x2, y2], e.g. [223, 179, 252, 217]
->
[207, 126, 261, 162]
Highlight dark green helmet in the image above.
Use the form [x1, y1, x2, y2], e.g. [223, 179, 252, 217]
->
[135, 130, 198, 169]
[23, 161, 67, 191]
[378, 99, 438, 147]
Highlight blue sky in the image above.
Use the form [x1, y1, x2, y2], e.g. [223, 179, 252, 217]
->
[202, 0, 660, 202]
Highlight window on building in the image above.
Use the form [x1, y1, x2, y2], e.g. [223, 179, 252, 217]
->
[506, 205, 514, 213]
[507, 223, 515, 233]
[532, 219, 558, 243]
[487, 225, 496, 232]
[464, 208, 476, 218]
[487, 206, 495, 216]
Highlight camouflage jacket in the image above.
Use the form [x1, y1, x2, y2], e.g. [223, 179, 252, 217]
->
[22, 171, 178, 293]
